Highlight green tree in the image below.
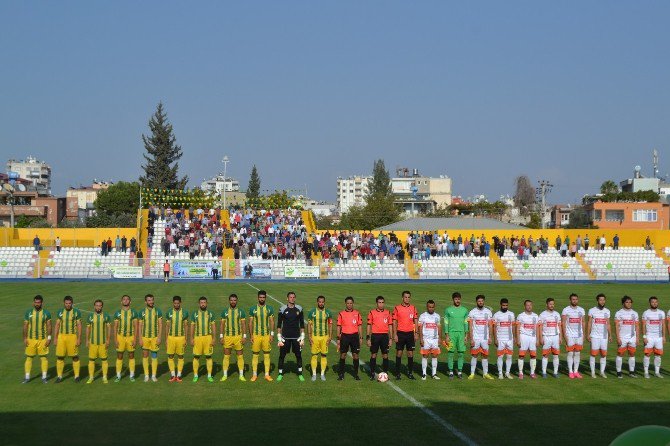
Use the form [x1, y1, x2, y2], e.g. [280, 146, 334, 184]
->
[525, 212, 542, 229]
[95, 182, 141, 216]
[360, 159, 400, 228]
[600, 180, 619, 195]
[565, 207, 593, 229]
[139, 102, 188, 190]
[246, 164, 261, 200]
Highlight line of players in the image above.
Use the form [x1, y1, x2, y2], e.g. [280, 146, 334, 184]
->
[22, 290, 668, 383]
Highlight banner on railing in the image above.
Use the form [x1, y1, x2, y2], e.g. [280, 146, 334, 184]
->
[111, 266, 143, 279]
[238, 260, 272, 279]
[172, 260, 221, 279]
[284, 265, 319, 279]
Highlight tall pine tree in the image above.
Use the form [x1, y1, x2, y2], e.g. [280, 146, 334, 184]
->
[362, 159, 400, 228]
[139, 102, 188, 190]
[246, 164, 261, 200]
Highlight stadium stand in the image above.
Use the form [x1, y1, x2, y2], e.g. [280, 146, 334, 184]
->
[416, 256, 499, 280]
[324, 258, 408, 279]
[0, 247, 37, 277]
[583, 247, 667, 281]
[43, 247, 132, 278]
[502, 248, 589, 280]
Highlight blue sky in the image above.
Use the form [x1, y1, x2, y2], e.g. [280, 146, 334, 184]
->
[1, 1, 668, 204]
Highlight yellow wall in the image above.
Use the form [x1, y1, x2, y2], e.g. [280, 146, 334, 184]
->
[3, 223, 667, 249]
[0, 227, 137, 248]
[330, 229, 670, 248]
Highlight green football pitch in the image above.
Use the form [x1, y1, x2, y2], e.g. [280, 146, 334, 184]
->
[1, 281, 669, 446]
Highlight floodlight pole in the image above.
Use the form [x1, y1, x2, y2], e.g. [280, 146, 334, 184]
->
[222, 155, 229, 210]
[536, 180, 553, 229]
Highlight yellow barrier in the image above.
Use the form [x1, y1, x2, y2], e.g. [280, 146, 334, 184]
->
[0, 227, 137, 248]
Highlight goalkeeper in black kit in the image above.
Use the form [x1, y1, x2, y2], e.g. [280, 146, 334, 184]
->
[277, 291, 306, 382]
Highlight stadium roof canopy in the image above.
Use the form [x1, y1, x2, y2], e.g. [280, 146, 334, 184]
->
[375, 217, 524, 231]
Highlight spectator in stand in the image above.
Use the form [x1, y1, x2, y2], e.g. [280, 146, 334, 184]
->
[613, 234, 619, 250]
[584, 234, 590, 251]
[106, 238, 112, 254]
[55, 236, 61, 252]
[599, 235, 606, 250]
[101, 240, 108, 256]
[130, 237, 137, 253]
[33, 235, 40, 251]
[121, 235, 127, 253]
[115, 235, 121, 252]
[137, 249, 144, 267]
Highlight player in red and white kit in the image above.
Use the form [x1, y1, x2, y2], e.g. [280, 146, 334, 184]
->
[493, 298, 515, 380]
[539, 298, 562, 378]
[587, 293, 611, 378]
[561, 293, 586, 379]
[468, 295, 494, 380]
[614, 295, 639, 378]
[641, 296, 665, 378]
[418, 300, 442, 380]
[516, 299, 539, 379]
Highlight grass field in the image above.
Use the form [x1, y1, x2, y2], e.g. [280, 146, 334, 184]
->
[1, 281, 669, 446]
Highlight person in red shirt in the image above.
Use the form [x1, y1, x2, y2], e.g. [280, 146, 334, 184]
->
[337, 297, 363, 381]
[366, 296, 392, 380]
[392, 291, 419, 380]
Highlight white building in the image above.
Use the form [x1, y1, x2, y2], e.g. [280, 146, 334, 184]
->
[7, 156, 51, 195]
[336, 176, 370, 213]
[201, 174, 240, 195]
[336, 170, 452, 215]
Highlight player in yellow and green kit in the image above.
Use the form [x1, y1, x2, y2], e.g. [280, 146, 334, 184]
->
[23, 295, 52, 384]
[139, 294, 162, 382]
[307, 295, 332, 381]
[54, 295, 82, 383]
[220, 293, 247, 382]
[114, 294, 139, 382]
[190, 296, 216, 382]
[165, 295, 189, 382]
[86, 299, 111, 384]
[249, 289, 275, 382]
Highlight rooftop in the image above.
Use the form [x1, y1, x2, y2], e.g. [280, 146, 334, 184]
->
[375, 217, 523, 231]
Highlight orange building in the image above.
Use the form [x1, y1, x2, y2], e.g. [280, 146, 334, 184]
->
[584, 201, 670, 230]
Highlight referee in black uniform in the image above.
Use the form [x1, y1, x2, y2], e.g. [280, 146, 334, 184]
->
[277, 291, 305, 382]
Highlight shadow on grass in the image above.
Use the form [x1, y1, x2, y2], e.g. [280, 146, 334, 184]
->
[2, 402, 669, 446]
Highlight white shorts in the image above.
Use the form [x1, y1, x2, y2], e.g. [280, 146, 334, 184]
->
[497, 340, 513, 355]
[542, 335, 560, 354]
[617, 337, 637, 355]
[520, 334, 537, 353]
[644, 337, 664, 354]
[471, 338, 489, 354]
[421, 338, 439, 351]
[590, 337, 608, 354]
[566, 336, 584, 351]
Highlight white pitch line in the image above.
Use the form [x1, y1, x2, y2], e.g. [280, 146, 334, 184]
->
[244, 282, 479, 446]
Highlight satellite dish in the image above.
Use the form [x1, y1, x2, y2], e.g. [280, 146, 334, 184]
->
[16, 184, 26, 192]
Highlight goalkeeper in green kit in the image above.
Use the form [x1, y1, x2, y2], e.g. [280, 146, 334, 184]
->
[443, 291, 469, 379]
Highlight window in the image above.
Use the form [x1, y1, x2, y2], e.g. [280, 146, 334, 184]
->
[561, 213, 569, 222]
[593, 210, 602, 221]
[605, 210, 625, 221]
[632, 209, 657, 222]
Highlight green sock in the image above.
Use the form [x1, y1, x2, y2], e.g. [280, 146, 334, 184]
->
[447, 352, 454, 371]
[457, 353, 464, 371]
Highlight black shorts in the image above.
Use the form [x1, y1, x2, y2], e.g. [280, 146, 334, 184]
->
[370, 333, 389, 354]
[396, 331, 415, 351]
[340, 334, 360, 354]
[280, 339, 301, 355]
